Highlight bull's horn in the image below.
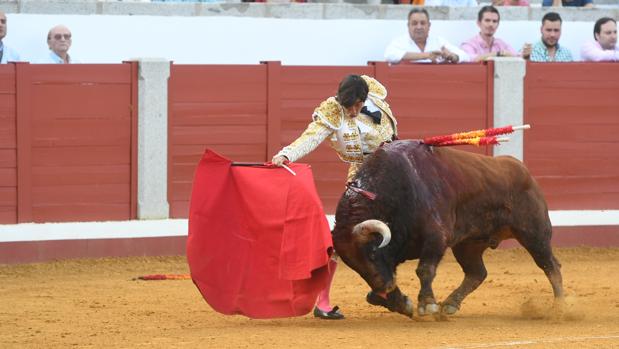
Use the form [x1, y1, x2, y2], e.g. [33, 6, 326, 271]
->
[352, 220, 391, 248]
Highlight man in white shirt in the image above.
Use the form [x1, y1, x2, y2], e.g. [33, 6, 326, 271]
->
[39, 25, 76, 64]
[0, 11, 21, 64]
[384, 8, 469, 64]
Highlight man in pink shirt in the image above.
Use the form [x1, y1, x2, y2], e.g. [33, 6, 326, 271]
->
[492, 0, 530, 6]
[581, 17, 618, 62]
[461, 6, 532, 62]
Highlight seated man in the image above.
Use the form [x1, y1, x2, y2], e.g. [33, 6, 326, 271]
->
[385, 8, 468, 64]
[530, 12, 573, 62]
[0, 11, 21, 63]
[39, 25, 76, 64]
[492, 0, 530, 5]
[581, 17, 618, 62]
[542, 0, 593, 7]
[461, 6, 526, 62]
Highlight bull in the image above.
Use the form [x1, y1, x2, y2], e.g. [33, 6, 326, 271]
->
[332, 140, 563, 318]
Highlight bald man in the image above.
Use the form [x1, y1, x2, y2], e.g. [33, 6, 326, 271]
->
[0, 11, 21, 63]
[40, 25, 76, 63]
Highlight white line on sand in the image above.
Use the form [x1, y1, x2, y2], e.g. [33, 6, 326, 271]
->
[435, 334, 619, 349]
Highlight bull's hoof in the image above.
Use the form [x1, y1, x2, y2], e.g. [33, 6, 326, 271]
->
[401, 296, 414, 318]
[441, 304, 459, 315]
[417, 303, 439, 316]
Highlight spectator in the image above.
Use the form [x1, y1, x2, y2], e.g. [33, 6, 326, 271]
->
[40, 25, 75, 64]
[384, 8, 469, 64]
[492, 0, 530, 5]
[461, 6, 521, 62]
[530, 12, 573, 62]
[424, 0, 478, 6]
[542, 0, 593, 7]
[581, 17, 618, 62]
[0, 11, 21, 63]
[271, 75, 399, 320]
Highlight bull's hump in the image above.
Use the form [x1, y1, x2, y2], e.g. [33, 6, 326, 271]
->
[382, 139, 424, 153]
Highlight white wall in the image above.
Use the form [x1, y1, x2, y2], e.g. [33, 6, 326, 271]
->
[5, 14, 595, 65]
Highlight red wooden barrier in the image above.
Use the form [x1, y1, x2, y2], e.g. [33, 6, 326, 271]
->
[2, 61, 616, 223]
[374, 61, 493, 156]
[0, 64, 17, 223]
[524, 62, 619, 210]
[0, 63, 138, 224]
[167, 64, 269, 217]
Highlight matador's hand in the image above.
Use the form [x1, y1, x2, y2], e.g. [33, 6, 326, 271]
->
[271, 155, 289, 167]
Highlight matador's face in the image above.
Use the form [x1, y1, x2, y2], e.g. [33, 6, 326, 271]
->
[345, 100, 365, 118]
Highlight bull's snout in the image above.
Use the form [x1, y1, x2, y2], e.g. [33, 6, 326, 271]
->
[366, 288, 414, 318]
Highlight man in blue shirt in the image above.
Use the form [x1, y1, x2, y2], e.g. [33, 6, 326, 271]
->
[40, 25, 76, 64]
[0, 11, 21, 64]
[543, 0, 593, 7]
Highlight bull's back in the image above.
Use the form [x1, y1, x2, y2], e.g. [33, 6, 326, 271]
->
[432, 146, 550, 239]
[378, 141, 526, 192]
[379, 141, 541, 198]
[431, 147, 536, 194]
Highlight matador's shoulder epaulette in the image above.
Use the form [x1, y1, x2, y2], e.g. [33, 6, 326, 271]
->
[313, 97, 343, 129]
[361, 75, 387, 100]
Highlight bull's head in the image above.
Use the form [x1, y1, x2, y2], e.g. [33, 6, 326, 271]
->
[334, 218, 413, 317]
[333, 219, 394, 292]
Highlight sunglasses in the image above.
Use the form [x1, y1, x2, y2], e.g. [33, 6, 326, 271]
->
[53, 33, 72, 40]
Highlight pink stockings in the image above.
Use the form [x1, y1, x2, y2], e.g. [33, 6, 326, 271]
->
[316, 258, 338, 311]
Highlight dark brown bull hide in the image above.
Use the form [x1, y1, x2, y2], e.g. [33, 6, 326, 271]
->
[332, 140, 563, 318]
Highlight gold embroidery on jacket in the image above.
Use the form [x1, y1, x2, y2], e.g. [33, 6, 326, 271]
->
[362, 75, 387, 100]
[313, 98, 342, 129]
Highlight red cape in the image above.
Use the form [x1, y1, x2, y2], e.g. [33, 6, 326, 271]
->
[187, 149, 333, 319]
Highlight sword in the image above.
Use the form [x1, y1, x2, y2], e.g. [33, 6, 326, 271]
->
[231, 162, 296, 176]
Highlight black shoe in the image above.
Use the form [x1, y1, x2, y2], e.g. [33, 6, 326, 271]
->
[313, 306, 345, 320]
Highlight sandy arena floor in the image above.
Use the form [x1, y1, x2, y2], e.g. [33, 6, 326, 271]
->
[1, 247, 619, 349]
